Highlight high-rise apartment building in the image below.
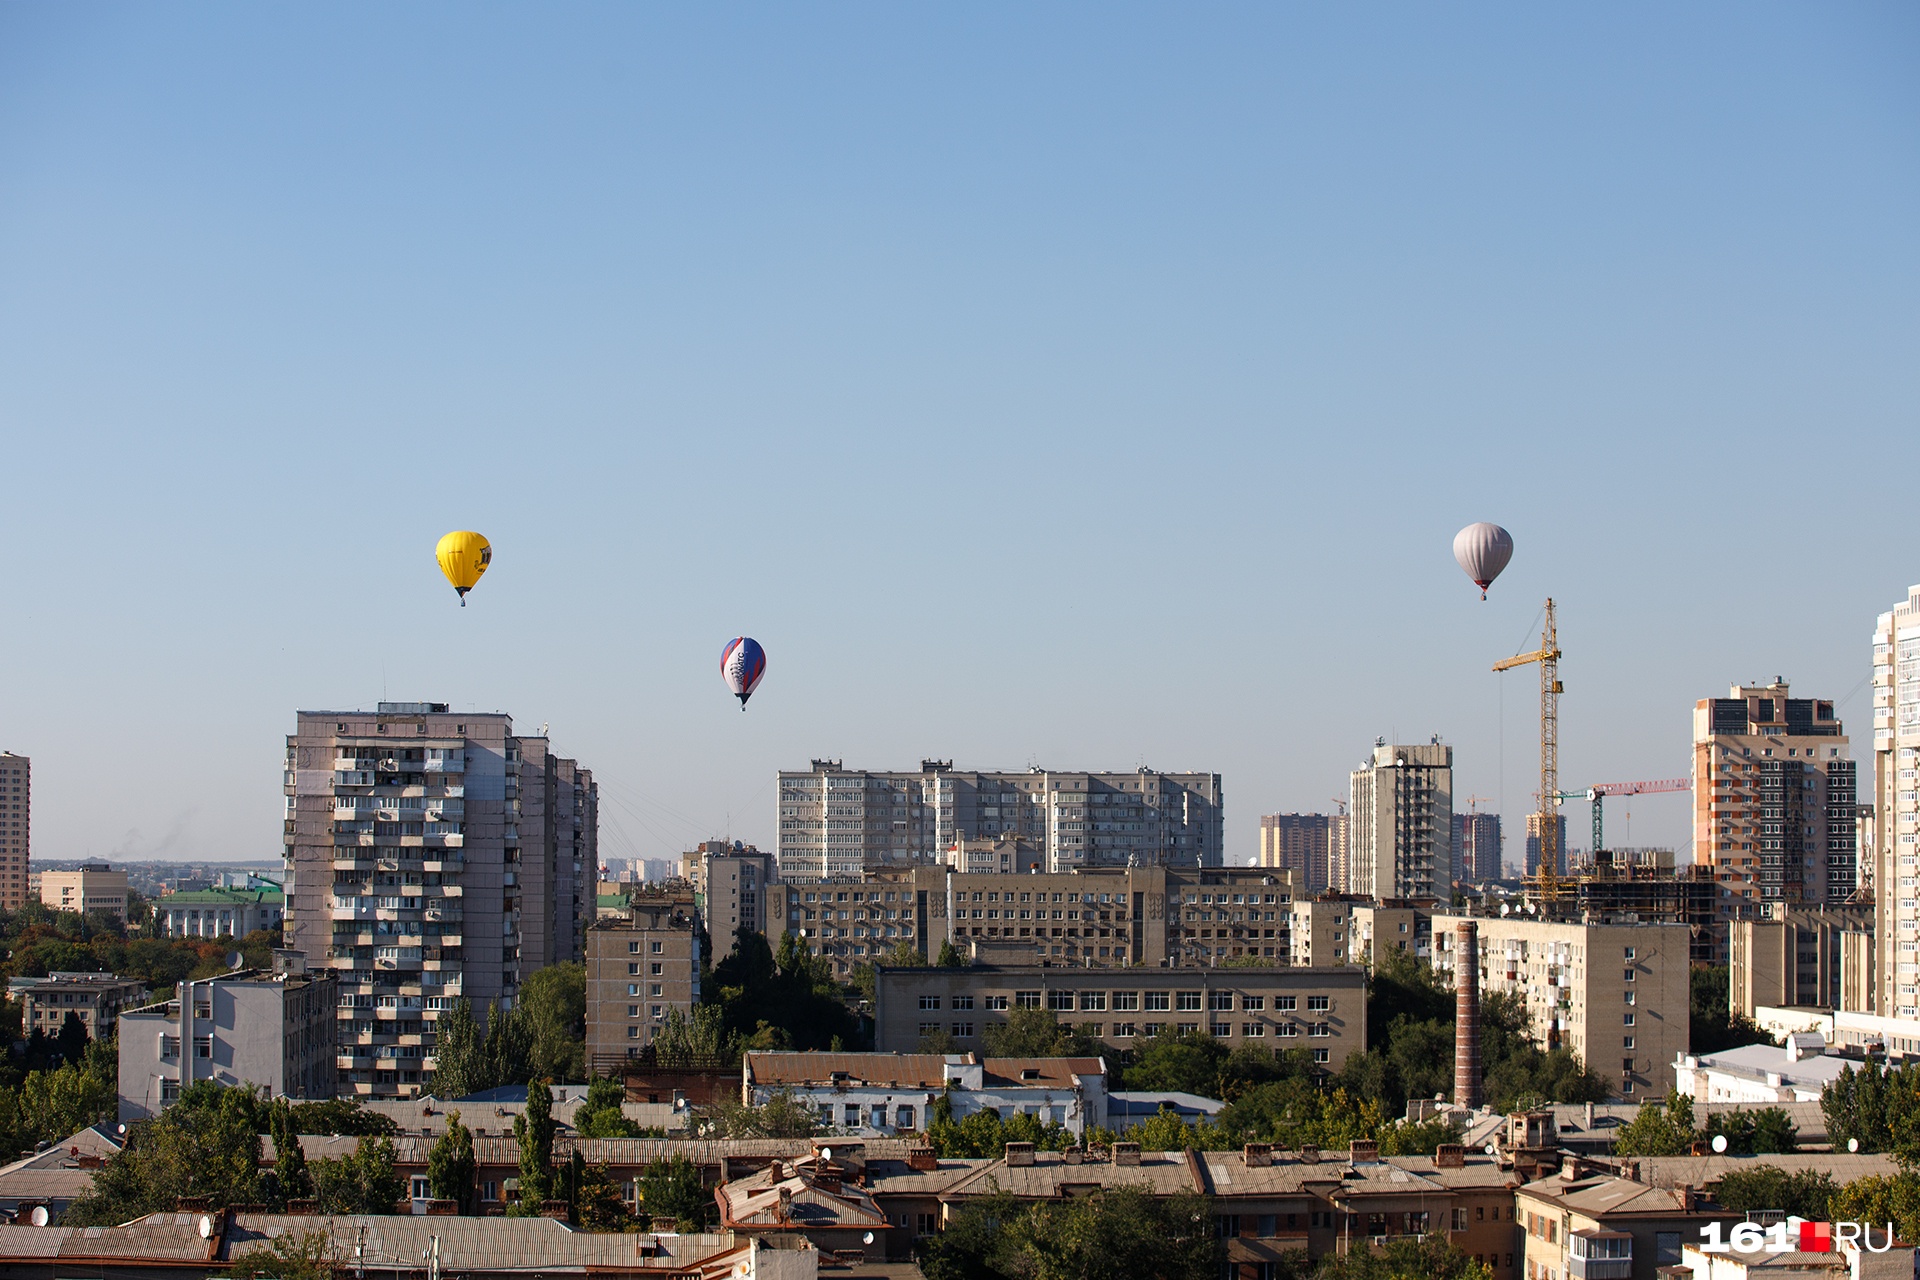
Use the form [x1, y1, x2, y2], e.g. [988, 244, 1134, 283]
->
[686, 840, 776, 945]
[1524, 813, 1568, 878]
[1692, 681, 1856, 924]
[0, 752, 28, 910]
[284, 702, 596, 1098]
[1348, 742, 1452, 902]
[584, 892, 700, 1073]
[1452, 812, 1503, 881]
[775, 761, 1223, 878]
[1259, 814, 1333, 892]
[1875, 587, 1920, 1018]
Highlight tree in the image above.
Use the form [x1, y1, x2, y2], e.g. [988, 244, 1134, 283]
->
[574, 1159, 633, 1232]
[267, 1099, 312, 1206]
[54, 1010, 90, 1068]
[918, 1190, 1022, 1280]
[1377, 1113, 1464, 1157]
[1478, 991, 1608, 1112]
[1714, 1166, 1836, 1219]
[1692, 965, 1777, 1055]
[701, 1087, 822, 1139]
[927, 1105, 1077, 1157]
[286, 1097, 399, 1136]
[513, 1080, 556, 1209]
[430, 997, 484, 1098]
[853, 941, 928, 1003]
[1832, 1172, 1920, 1243]
[1704, 1108, 1798, 1156]
[652, 1005, 735, 1066]
[574, 1075, 644, 1139]
[64, 1086, 262, 1224]
[483, 999, 535, 1089]
[518, 963, 587, 1083]
[1821, 1061, 1920, 1159]
[936, 939, 967, 967]
[1121, 1030, 1229, 1095]
[981, 1007, 1100, 1058]
[923, 1188, 1222, 1280]
[427, 1109, 478, 1212]
[220, 1229, 337, 1280]
[310, 1135, 405, 1215]
[708, 929, 861, 1051]
[1313, 1234, 1495, 1280]
[639, 1153, 713, 1230]
[1613, 1090, 1698, 1157]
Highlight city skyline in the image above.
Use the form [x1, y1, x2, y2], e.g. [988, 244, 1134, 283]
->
[1, 7, 1914, 865]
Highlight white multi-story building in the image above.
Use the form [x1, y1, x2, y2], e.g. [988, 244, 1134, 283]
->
[1875, 586, 1920, 1018]
[776, 760, 1223, 878]
[284, 702, 596, 1098]
[1349, 742, 1452, 901]
[742, 1051, 1109, 1137]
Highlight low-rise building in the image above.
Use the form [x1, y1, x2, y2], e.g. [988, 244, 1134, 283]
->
[117, 961, 337, 1122]
[1515, 1160, 1742, 1280]
[8, 972, 147, 1044]
[1433, 915, 1690, 1100]
[872, 963, 1367, 1066]
[155, 886, 284, 939]
[743, 1051, 1108, 1136]
[584, 893, 701, 1075]
[37, 864, 129, 921]
[1672, 1034, 1857, 1104]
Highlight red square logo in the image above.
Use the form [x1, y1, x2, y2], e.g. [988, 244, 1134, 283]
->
[1800, 1222, 1833, 1252]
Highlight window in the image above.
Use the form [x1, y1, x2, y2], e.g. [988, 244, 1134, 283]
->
[1624, 968, 1636, 981]
[896, 1106, 916, 1129]
[1453, 1209, 1468, 1231]
[919, 1022, 940, 1037]
[1210, 991, 1235, 1011]
[411, 1176, 430, 1200]
[1242, 996, 1265, 1011]
[952, 995, 975, 1010]
[1243, 1023, 1265, 1037]
[1623, 1036, 1635, 1049]
[1210, 1021, 1232, 1037]
[628, 983, 639, 996]
[920, 995, 942, 1011]
[1145, 992, 1171, 1011]
[651, 963, 663, 976]
[1624, 947, 1636, 960]
[1176, 991, 1202, 1012]
[1113, 1021, 1136, 1037]
[1113, 991, 1139, 1010]
[1016, 991, 1042, 1009]
[1277, 995, 1297, 1011]
[627, 1026, 639, 1038]
[1624, 991, 1635, 1005]
[1048, 990, 1074, 1012]
[628, 962, 639, 975]
[1307, 995, 1330, 1011]
[987, 995, 1010, 1011]
[1624, 1013, 1635, 1026]
[628, 941, 639, 954]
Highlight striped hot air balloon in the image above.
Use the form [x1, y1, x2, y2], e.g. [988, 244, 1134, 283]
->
[1453, 523, 1514, 600]
[721, 637, 767, 709]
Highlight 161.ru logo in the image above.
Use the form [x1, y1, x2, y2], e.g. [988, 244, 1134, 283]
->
[1700, 1220, 1897, 1254]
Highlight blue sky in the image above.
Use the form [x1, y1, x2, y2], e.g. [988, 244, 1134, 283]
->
[1, 4, 1915, 867]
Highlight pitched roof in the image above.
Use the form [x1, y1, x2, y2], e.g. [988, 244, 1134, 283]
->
[717, 1158, 890, 1231]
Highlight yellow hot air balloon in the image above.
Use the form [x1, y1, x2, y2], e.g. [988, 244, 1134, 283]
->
[435, 531, 492, 606]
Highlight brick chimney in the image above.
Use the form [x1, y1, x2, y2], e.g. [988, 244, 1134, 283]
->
[1242, 1143, 1273, 1169]
[906, 1147, 939, 1173]
[1434, 1144, 1466, 1168]
[1005, 1142, 1036, 1167]
[1112, 1142, 1141, 1166]
[1454, 921, 1482, 1109]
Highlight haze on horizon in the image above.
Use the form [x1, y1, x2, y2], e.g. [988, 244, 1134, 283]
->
[1, 5, 1915, 868]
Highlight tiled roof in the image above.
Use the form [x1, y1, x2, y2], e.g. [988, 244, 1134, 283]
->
[718, 1161, 889, 1230]
[746, 1053, 951, 1089]
[0, 1123, 126, 1209]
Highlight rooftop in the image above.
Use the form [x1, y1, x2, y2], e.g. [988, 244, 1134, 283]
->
[156, 887, 284, 906]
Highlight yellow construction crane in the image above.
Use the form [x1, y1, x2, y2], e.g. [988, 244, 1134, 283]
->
[1492, 599, 1563, 901]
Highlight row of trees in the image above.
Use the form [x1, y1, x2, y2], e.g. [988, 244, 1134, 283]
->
[422, 963, 587, 1092]
[1610, 1090, 1798, 1157]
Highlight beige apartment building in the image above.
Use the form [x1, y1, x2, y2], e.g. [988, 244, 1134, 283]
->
[284, 702, 597, 1098]
[1259, 813, 1335, 892]
[872, 963, 1368, 1066]
[1692, 681, 1858, 922]
[39, 864, 129, 921]
[8, 972, 148, 1043]
[1876, 586, 1920, 1019]
[776, 760, 1223, 878]
[1350, 742, 1453, 901]
[584, 893, 701, 1074]
[1433, 914, 1690, 1100]
[766, 865, 1309, 979]
[0, 752, 28, 910]
[1729, 904, 1874, 1018]
[685, 840, 775, 945]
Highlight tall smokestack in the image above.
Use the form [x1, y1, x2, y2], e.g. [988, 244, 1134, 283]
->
[1455, 921, 1482, 1109]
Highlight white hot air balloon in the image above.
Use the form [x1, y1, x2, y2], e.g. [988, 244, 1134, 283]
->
[1453, 523, 1514, 600]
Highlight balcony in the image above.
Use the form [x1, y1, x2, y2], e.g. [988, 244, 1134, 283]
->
[1568, 1231, 1632, 1280]
[424, 757, 465, 773]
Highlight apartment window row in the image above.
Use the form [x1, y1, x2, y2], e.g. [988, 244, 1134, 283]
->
[1007, 990, 1335, 1013]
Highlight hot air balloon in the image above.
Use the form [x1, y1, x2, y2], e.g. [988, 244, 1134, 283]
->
[1453, 523, 1513, 600]
[721, 637, 767, 709]
[435, 531, 492, 606]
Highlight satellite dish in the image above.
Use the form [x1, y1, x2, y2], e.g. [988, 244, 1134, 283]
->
[862, 1232, 875, 1245]
[820, 1147, 833, 1162]
[29, 1206, 49, 1227]
[1710, 1134, 1728, 1154]
[1850, 1138, 1860, 1153]
[1483, 1144, 1496, 1156]
[197, 1214, 214, 1239]
[116, 1124, 127, 1135]
[226, 951, 244, 971]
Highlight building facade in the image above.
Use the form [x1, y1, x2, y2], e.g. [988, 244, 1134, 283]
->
[1876, 587, 1920, 1019]
[118, 962, 338, 1121]
[157, 886, 285, 939]
[1349, 742, 1453, 901]
[1453, 812, 1503, 881]
[872, 963, 1368, 1066]
[776, 760, 1223, 878]
[39, 864, 129, 921]
[1728, 905, 1873, 1018]
[0, 752, 28, 910]
[1693, 681, 1857, 923]
[584, 893, 701, 1073]
[687, 840, 775, 945]
[1260, 814, 1334, 892]
[743, 1052, 1109, 1137]
[9, 972, 147, 1043]
[283, 702, 596, 1098]
[1524, 813, 1568, 879]
[1433, 915, 1690, 1100]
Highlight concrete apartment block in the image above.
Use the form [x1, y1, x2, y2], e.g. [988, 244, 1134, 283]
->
[1453, 812, 1503, 881]
[118, 962, 338, 1121]
[690, 841, 775, 945]
[872, 963, 1368, 1066]
[584, 894, 701, 1074]
[1875, 587, 1920, 1019]
[285, 702, 595, 1098]
[1433, 914, 1690, 1101]
[776, 760, 1223, 879]
[1693, 681, 1857, 925]
[1524, 813, 1569, 879]
[1729, 904, 1873, 1018]
[0, 752, 28, 910]
[8, 972, 147, 1043]
[1259, 814, 1334, 892]
[1350, 742, 1452, 901]
[39, 864, 129, 921]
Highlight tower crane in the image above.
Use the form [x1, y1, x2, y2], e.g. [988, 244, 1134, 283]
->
[1549, 778, 1689, 855]
[1493, 599, 1562, 900]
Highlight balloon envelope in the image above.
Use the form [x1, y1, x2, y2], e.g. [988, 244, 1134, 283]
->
[721, 637, 767, 708]
[1452, 523, 1513, 599]
[436, 531, 492, 604]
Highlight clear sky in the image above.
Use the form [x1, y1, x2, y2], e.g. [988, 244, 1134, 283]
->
[2, 5, 1915, 868]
